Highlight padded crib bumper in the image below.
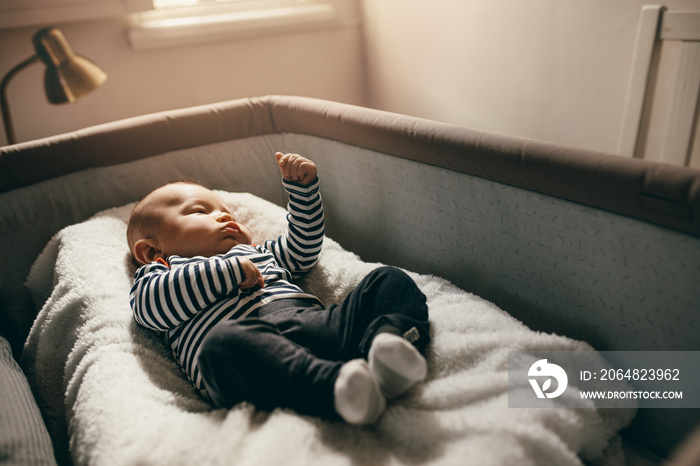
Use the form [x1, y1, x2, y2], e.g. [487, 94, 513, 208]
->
[1, 95, 699, 237]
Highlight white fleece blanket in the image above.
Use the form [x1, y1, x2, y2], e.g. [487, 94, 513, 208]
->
[23, 192, 633, 466]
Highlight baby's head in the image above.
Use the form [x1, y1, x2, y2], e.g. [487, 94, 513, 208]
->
[127, 181, 253, 266]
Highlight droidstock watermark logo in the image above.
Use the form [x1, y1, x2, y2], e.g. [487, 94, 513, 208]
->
[528, 359, 568, 399]
[508, 351, 700, 409]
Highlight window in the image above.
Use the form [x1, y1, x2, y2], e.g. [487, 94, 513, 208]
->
[154, 0, 243, 7]
[154, 0, 251, 7]
[128, 0, 358, 51]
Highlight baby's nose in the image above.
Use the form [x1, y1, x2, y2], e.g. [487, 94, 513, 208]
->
[216, 212, 233, 222]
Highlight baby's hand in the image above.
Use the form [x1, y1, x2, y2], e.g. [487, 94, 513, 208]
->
[238, 258, 265, 289]
[275, 152, 317, 186]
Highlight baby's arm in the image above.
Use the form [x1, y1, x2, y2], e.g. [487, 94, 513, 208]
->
[130, 254, 264, 331]
[265, 152, 324, 275]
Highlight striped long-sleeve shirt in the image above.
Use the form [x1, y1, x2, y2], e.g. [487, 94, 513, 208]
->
[129, 178, 324, 396]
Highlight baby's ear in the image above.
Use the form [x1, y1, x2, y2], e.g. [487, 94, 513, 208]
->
[133, 239, 162, 266]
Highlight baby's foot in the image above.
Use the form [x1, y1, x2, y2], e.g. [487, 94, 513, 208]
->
[334, 359, 386, 425]
[368, 332, 427, 399]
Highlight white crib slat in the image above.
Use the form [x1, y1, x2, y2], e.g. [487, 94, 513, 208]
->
[617, 5, 664, 158]
[658, 41, 700, 166]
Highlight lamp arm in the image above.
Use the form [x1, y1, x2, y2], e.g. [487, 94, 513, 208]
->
[1, 54, 40, 145]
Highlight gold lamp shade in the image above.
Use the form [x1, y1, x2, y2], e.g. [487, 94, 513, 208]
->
[1, 27, 107, 145]
[33, 28, 107, 104]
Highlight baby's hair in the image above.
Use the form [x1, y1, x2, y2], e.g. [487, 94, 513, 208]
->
[126, 180, 203, 258]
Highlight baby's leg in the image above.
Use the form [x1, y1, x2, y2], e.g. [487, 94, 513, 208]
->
[197, 319, 342, 419]
[198, 318, 386, 425]
[266, 267, 430, 364]
[338, 266, 430, 398]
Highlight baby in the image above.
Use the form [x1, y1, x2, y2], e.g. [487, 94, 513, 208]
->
[128, 152, 430, 424]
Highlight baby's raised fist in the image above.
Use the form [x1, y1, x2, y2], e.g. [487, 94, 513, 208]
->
[275, 152, 317, 186]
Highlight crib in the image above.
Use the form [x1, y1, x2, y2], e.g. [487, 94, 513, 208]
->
[1, 95, 698, 465]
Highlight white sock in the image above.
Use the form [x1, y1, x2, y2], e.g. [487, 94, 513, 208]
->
[368, 332, 427, 399]
[334, 359, 386, 425]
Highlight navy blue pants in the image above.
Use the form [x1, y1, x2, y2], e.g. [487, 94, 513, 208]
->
[197, 266, 430, 419]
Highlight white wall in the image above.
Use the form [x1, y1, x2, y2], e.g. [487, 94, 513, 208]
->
[3, 1, 699, 154]
[0, 14, 365, 145]
[360, 0, 700, 155]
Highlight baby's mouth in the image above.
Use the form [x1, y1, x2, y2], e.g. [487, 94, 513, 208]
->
[222, 222, 240, 235]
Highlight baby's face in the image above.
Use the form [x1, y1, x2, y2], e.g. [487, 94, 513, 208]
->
[147, 183, 253, 259]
